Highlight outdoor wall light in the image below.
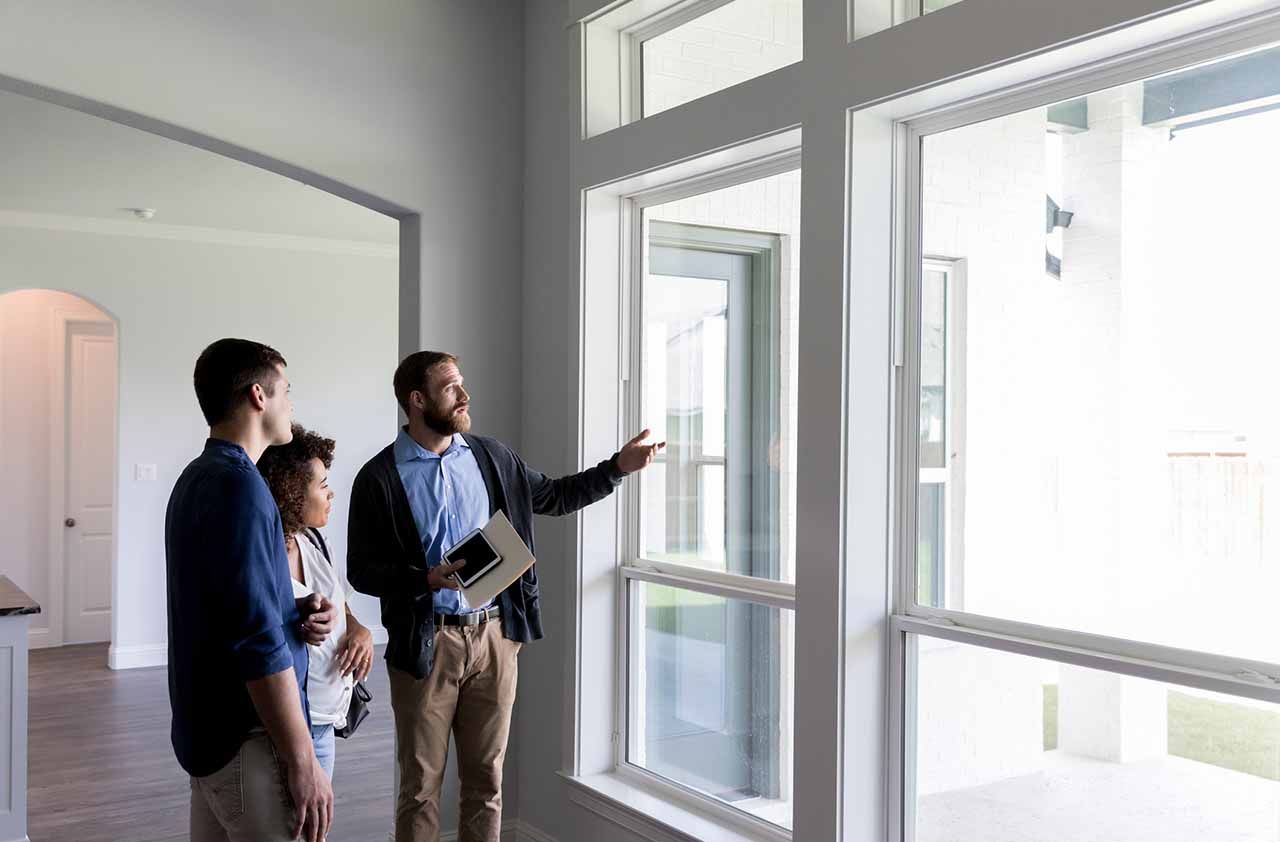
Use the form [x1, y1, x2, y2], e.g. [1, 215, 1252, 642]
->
[1046, 196, 1074, 232]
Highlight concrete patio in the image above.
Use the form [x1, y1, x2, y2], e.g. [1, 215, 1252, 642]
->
[918, 751, 1280, 842]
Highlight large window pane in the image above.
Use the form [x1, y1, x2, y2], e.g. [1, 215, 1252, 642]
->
[911, 635, 1280, 841]
[629, 582, 793, 829]
[639, 169, 800, 582]
[915, 44, 1280, 662]
[641, 0, 802, 118]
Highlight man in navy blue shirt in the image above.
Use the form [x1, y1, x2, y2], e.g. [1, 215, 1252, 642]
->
[166, 338, 335, 842]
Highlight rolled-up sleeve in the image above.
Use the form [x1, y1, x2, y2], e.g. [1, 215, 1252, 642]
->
[211, 486, 295, 682]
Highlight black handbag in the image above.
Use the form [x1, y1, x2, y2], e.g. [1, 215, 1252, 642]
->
[334, 681, 372, 739]
[304, 528, 373, 740]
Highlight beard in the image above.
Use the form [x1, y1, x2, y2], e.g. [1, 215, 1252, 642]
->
[421, 400, 471, 436]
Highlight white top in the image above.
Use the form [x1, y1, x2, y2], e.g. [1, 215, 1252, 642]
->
[290, 531, 355, 728]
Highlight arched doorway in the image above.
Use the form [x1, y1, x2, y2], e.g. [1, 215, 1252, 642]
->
[0, 288, 118, 650]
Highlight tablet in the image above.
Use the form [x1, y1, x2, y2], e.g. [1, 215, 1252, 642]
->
[442, 528, 503, 588]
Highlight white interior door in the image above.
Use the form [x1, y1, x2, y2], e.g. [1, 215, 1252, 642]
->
[62, 321, 115, 645]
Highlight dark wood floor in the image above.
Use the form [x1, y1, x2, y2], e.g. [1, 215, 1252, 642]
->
[29, 643, 396, 841]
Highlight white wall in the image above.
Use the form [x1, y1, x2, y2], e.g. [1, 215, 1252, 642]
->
[0, 0, 527, 448]
[0, 289, 112, 647]
[0, 225, 398, 666]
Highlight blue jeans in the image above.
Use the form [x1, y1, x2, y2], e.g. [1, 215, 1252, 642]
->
[310, 724, 335, 780]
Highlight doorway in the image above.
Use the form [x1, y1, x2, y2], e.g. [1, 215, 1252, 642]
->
[0, 289, 117, 648]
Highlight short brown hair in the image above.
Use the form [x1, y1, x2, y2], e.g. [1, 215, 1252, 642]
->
[257, 424, 336, 537]
[193, 338, 287, 426]
[393, 351, 458, 413]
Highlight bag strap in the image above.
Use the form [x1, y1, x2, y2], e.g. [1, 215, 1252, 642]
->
[302, 527, 332, 565]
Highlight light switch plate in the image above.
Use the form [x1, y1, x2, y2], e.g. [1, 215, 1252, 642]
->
[135, 463, 158, 481]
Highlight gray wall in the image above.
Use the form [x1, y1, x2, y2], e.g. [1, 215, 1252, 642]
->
[516, 1, 580, 840]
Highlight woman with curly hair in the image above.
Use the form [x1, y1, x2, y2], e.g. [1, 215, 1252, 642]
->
[258, 423, 375, 781]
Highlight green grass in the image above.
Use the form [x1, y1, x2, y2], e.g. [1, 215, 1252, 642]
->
[1043, 684, 1058, 751]
[643, 584, 726, 644]
[1041, 684, 1280, 780]
[1168, 691, 1280, 780]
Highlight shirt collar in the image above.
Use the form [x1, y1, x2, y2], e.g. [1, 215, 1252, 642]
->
[394, 428, 470, 464]
[204, 437, 251, 462]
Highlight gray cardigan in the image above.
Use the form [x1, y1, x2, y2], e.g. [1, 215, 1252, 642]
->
[347, 432, 623, 679]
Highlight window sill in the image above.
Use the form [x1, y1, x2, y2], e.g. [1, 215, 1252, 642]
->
[561, 770, 790, 842]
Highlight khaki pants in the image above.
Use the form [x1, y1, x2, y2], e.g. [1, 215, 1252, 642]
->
[190, 730, 297, 841]
[389, 620, 521, 842]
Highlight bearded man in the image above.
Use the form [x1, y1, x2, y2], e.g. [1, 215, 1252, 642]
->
[347, 351, 662, 842]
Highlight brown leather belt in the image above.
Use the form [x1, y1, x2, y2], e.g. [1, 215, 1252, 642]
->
[434, 605, 500, 627]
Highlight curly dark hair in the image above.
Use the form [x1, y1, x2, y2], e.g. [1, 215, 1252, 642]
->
[257, 423, 336, 538]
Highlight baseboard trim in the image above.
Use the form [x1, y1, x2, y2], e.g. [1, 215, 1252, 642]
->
[510, 819, 560, 842]
[108, 642, 167, 670]
[27, 626, 53, 649]
[409, 818, 557, 842]
[105, 626, 389, 671]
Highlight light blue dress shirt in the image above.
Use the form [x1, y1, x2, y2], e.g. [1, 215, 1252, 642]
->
[393, 428, 492, 614]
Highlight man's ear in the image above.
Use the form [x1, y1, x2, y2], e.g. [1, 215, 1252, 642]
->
[247, 382, 268, 412]
[410, 389, 426, 410]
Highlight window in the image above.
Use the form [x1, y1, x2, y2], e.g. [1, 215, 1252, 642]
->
[622, 167, 799, 831]
[582, 0, 802, 136]
[897, 38, 1280, 842]
[629, 584, 792, 828]
[570, 1, 1280, 840]
[910, 638, 1280, 841]
[641, 221, 785, 580]
[636, 0, 803, 119]
[916, 258, 965, 608]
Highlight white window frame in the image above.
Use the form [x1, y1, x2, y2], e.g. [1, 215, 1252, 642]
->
[564, 115, 802, 842]
[614, 154, 799, 841]
[888, 15, 1280, 842]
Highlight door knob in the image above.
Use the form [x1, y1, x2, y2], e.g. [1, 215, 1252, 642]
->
[65, 518, 76, 528]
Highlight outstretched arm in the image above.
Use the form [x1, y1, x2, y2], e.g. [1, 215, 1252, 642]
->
[527, 430, 665, 517]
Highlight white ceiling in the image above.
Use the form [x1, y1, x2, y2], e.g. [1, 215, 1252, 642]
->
[0, 89, 398, 245]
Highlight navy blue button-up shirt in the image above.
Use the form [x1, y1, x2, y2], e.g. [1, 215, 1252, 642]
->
[393, 428, 492, 614]
[165, 438, 309, 777]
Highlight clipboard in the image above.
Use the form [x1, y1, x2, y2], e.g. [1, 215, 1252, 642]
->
[458, 510, 536, 607]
